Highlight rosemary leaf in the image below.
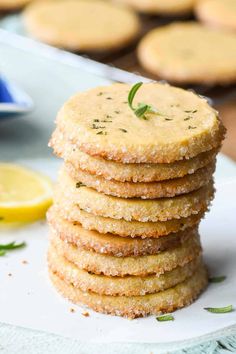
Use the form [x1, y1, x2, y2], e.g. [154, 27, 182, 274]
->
[204, 305, 233, 314]
[134, 105, 149, 118]
[156, 314, 174, 322]
[76, 182, 85, 188]
[209, 275, 226, 283]
[127, 82, 160, 119]
[0, 241, 26, 256]
[128, 82, 143, 111]
[0, 241, 26, 251]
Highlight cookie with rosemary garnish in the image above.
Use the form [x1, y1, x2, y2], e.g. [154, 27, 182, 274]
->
[49, 263, 207, 318]
[48, 80, 222, 318]
[55, 82, 225, 163]
[48, 245, 202, 296]
[56, 168, 214, 222]
[50, 127, 218, 182]
[47, 206, 199, 256]
[115, 0, 196, 15]
[49, 229, 201, 276]
[23, 0, 140, 52]
[138, 22, 236, 85]
[64, 161, 215, 199]
[196, 0, 236, 32]
[52, 192, 204, 238]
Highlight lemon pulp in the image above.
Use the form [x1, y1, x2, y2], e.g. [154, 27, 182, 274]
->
[0, 163, 53, 223]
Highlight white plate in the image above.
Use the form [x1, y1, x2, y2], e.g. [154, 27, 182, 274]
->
[0, 158, 235, 344]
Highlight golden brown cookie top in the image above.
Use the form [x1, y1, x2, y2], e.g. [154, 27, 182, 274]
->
[23, 0, 140, 51]
[138, 22, 236, 85]
[56, 82, 224, 163]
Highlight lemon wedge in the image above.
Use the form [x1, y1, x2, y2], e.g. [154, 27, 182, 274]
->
[0, 163, 53, 223]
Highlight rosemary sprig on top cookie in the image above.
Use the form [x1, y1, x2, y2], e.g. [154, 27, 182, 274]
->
[128, 82, 158, 119]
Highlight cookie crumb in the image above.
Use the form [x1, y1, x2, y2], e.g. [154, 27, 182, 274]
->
[82, 311, 90, 317]
[70, 308, 75, 313]
[8, 273, 12, 277]
[22, 260, 28, 265]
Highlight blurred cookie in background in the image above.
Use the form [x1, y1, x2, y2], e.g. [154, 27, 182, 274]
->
[115, 0, 197, 16]
[23, 0, 141, 52]
[0, 0, 31, 11]
[138, 22, 236, 85]
[196, 0, 236, 32]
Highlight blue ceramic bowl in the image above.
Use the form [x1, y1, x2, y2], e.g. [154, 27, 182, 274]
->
[0, 75, 34, 118]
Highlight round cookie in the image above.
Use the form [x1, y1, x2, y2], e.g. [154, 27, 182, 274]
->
[56, 169, 214, 222]
[49, 265, 208, 318]
[48, 206, 199, 256]
[23, 0, 140, 52]
[53, 194, 204, 238]
[65, 161, 215, 199]
[48, 248, 201, 296]
[50, 127, 218, 182]
[138, 22, 236, 85]
[0, 0, 31, 10]
[115, 0, 196, 15]
[50, 232, 202, 276]
[196, 0, 236, 32]
[55, 83, 225, 163]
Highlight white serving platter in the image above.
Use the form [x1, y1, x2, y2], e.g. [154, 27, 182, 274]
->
[0, 157, 235, 344]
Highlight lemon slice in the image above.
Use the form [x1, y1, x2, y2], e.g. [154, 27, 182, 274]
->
[0, 163, 53, 223]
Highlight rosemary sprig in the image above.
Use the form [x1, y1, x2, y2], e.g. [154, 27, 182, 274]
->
[156, 314, 174, 322]
[128, 82, 157, 119]
[0, 241, 26, 256]
[204, 305, 233, 314]
[209, 275, 226, 283]
[76, 182, 85, 188]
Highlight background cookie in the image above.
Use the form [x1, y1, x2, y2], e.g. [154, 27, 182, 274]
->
[49, 265, 208, 318]
[51, 232, 202, 276]
[65, 161, 215, 199]
[50, 128, 218, 182]
[138, 22, 236, 85]
[48, 248, 201, 296]
[196, 0, 236, 32]
[116, 0, 196, 15]
[55, 83, 224, 163]
[23, 0, 140, 51]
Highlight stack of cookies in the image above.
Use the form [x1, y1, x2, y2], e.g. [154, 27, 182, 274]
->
[47, 82, 225, 318]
